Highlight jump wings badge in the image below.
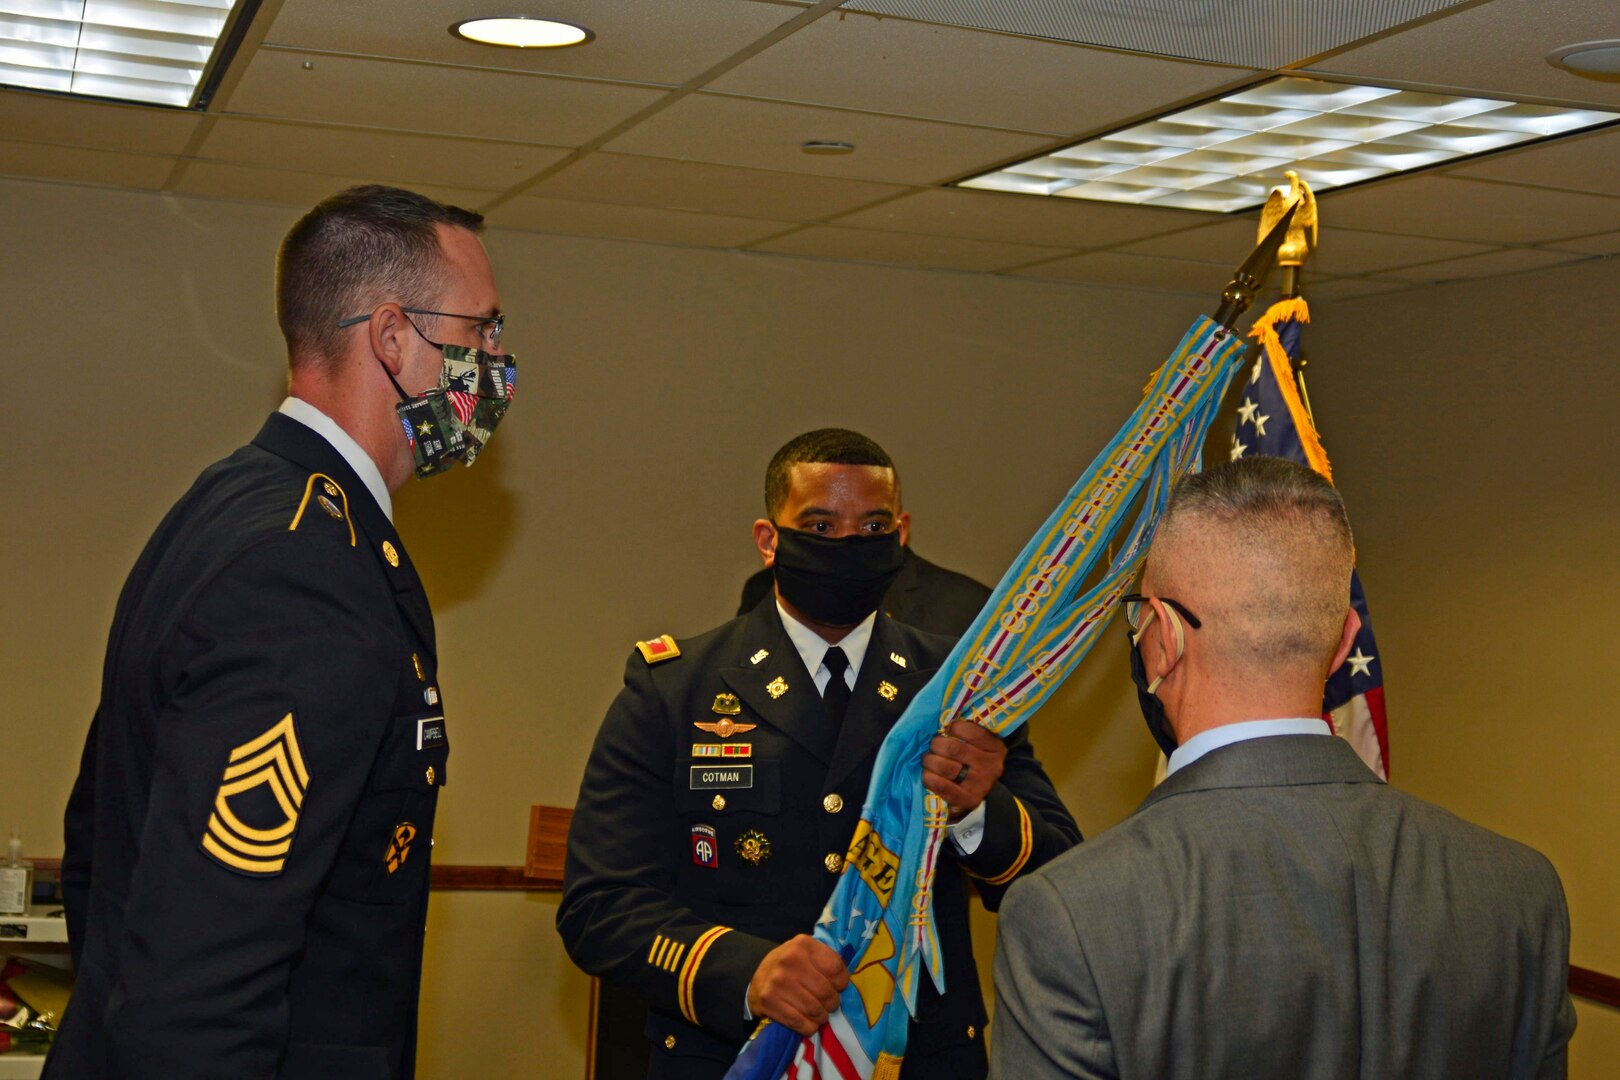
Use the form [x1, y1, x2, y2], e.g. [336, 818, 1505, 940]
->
[201, 712, 309, 876]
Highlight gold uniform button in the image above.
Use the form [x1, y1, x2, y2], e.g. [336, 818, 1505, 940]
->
[711, 794, 726, 811]
[822, 793, 844, 814]
[425, 766, 436, 786]
[664, 1035, 676, 1050]
[824, 853, 843, 873]
[967, 1025, 976, 1039]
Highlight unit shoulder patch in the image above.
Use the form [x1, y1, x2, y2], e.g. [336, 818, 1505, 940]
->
[636, 634, 682, 664]
[288, 473, 356, 547]
[200, 712, 310, 877]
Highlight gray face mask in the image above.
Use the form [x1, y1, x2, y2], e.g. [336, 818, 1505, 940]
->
[387, 342, 517, 479]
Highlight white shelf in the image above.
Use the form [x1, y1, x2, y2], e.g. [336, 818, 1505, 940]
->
[0, 909, 66, 945]
[0, 1051, 47, 1079]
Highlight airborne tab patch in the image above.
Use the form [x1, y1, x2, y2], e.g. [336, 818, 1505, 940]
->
[637, 634, 681, 664]
[201, 712, 309, 877]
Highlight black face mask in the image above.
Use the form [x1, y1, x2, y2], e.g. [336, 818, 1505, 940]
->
[1128, 631, 1180, 758]
[772, 528, 904, 627]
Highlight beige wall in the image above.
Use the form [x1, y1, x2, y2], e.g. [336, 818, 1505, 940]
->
[1, 176, 1613, 1075]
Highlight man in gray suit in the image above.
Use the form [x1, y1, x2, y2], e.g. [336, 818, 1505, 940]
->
[992, 456, 1576, 1080]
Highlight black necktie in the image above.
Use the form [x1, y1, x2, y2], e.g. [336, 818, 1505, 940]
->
[822, 646, 852, 724]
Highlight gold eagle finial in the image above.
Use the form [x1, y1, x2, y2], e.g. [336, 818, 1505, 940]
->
[1259, 170, 1317, 268]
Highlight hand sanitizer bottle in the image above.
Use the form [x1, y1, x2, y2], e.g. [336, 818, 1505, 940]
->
[0, 827, 32, 916]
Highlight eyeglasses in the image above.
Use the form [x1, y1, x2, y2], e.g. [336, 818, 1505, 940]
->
[338, 307, 505, 350]
[1121, 593, 1202, 635]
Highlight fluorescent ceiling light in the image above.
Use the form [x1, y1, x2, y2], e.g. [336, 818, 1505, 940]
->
[0, 0, 245, 108]
[451, 17, 591, 48]
[957, 76, 1620, 213]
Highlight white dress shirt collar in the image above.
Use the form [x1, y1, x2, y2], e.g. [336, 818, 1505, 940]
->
[776, 600, 875, 693]
[1166, 717, 1333, 777]
[278, 397, 393, 522]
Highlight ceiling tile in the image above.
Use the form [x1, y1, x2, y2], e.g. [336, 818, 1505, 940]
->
[829, 187, 1212, 249]
[487, 196, 795, 248]
[1321, 175, 1620, 244]
[708, 11, 1255, 135]
[1306, 0, 1620, 109]
[1297, 277, 1408, 302]
[1123, 218, 1494, 275]
[1449, 125, 1620, 198]
[749, 225, 1064, 272]
[605, 93, 1052, 185]
[0, 141, 176, 189]
[1547, 229, 1620, 255]
[1378, 247, 1590, 284]
[195, 119, 571, 193]
[525, 152, 907, 220]
[170, 159, 487, 209]
[0, 89, 202, 155]
[261, 0, 798, 86]
[220, 49, 665, 145]
[1009, 250, 1231, 293]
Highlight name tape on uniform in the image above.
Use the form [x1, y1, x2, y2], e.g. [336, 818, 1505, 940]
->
[689, 765, 753, 790]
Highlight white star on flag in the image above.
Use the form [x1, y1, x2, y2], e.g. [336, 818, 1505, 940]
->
[1237, 398, 1259, 425]
[1230, 435, 1248, 461]
[861, 918, 880, 943]
[1252, 411, 1270, 436]
[1347, 648, 1376, 677]
[818, 903, 836, 927]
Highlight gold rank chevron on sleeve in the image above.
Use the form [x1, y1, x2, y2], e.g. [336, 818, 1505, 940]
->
[200, 712, 310, 876]
[964, 796, 1034, 887]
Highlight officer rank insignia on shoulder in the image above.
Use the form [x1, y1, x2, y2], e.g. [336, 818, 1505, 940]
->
[288, 473, 355, 546]
[201, 712, 309, 877]
[637, 634, 681, 664]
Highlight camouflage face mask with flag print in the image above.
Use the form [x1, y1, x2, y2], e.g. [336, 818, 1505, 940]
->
[394, 343, 517, 479]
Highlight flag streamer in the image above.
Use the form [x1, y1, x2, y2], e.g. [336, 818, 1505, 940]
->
[726, 316, 1248, 1080]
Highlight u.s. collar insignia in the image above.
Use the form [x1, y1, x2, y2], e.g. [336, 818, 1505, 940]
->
[712, 692, 742, 716]
[749, 649, 769, 665]
[317, 494, 343, 520]
[382, 540, 400, 568]
[695, 718, 756, 738]
[637, 634, 681, 664]
[385, 822, 417, 874]
[889, 652, 907, 669]
[877, 681, 899, 702]
[735, 829, 771, 866]
[766, 676, 789, 699]
[200, 712, 308, 877]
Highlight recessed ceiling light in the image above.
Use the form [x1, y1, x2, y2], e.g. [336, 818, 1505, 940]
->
[1547, 40, 1620, 81]
[956, 76, 1620, 213]
[0, 0, 251, 108]
[451, 17, 592, 49]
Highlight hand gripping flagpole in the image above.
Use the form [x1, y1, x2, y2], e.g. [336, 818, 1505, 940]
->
[726, 202, 1300, 1080]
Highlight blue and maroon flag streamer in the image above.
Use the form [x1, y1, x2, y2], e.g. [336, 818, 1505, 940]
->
[1236, 298, 1390, 777]
[725, 316, 1249, 1080]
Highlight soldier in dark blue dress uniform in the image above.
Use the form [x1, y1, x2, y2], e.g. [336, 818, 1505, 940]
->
[560, 430, 1080, 1080]
[47, 185, 516, 1080]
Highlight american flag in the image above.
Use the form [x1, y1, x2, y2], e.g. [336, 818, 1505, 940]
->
[503, 365, 517, 399]
[1237, 297, 1389, 778]
[400, 414, 416, 447]
[447, 391, 478, 425]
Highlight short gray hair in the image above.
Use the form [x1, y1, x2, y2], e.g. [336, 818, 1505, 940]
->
[276, 185, 484, 367]
[1151, 456, 1354, 674]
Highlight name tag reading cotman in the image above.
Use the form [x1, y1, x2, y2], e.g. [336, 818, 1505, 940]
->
[689, 765, 754, 790]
